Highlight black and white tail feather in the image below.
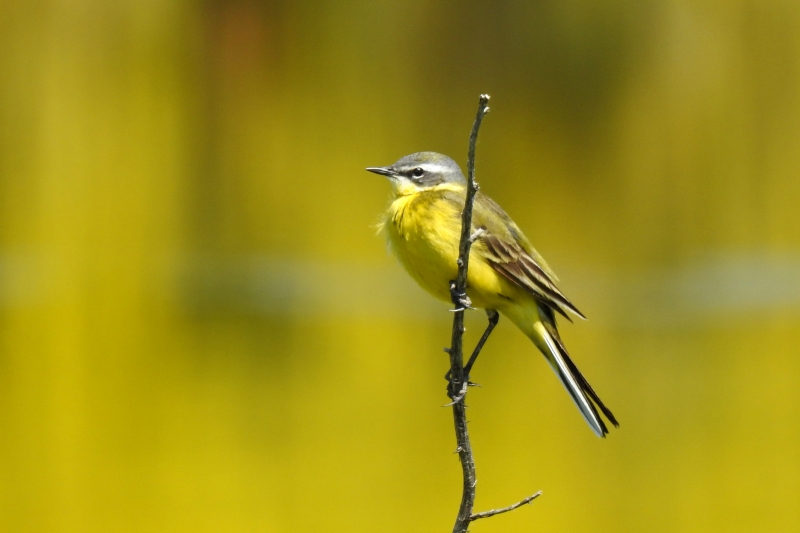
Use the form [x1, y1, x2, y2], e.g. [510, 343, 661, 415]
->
[535, 304, 619, 437]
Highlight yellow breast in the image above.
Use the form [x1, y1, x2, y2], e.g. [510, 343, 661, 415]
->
[383, 189, 517, 308]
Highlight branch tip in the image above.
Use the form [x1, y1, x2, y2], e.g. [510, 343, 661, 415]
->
[469, 227, 485, 242]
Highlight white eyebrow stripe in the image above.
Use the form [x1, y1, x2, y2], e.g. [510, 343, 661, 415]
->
[420, 163, 450, 174]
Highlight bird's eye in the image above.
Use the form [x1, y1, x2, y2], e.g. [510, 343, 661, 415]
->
[412, 167, 424, 178]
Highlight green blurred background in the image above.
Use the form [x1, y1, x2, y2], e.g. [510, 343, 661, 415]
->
[2, 0, 800, 531]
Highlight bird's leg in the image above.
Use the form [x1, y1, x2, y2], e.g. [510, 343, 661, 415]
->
[463, 309, 499, 382]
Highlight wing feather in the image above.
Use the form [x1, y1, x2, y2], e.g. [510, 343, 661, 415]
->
[436, 189, 585, 319]
[470, 193, 585, 319]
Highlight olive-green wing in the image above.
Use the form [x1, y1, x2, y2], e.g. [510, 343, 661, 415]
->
[471, 193, 586, 321]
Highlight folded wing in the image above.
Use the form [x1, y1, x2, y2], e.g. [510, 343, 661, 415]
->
[471, 193, 585, 321]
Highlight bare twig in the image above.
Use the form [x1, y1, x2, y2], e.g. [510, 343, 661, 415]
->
[447, 94, 490, 533]
[445, 94, 541, 533]
[469, 492, 543, 521]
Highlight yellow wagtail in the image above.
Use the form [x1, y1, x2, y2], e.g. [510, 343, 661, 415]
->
[367, 152, 618, 437]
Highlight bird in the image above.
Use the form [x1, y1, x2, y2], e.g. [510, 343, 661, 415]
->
[367, 152, 618, 437]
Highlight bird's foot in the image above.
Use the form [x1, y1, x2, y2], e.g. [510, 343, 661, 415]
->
[448, 281, 474, 312]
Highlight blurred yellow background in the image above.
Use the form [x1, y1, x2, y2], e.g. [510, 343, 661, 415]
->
[2, 0, 800, 531]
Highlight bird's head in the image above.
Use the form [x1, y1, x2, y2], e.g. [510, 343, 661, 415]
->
[366, 152, 466, 196]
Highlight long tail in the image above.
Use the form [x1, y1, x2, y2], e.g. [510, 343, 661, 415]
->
[530, 304, 619, 438]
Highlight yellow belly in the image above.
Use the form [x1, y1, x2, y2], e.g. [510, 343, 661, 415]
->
[383, 191, 522, 310]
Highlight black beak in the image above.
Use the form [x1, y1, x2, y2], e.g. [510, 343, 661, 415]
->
[365, 166, 397, 177]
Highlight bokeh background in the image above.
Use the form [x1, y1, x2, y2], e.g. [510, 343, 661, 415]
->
[2, 0, 800, 531]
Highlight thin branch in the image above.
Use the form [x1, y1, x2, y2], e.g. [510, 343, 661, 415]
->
[448, 94, 490, 533]
[469, 492, 543, 522]
[445, 95, 540, 532]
